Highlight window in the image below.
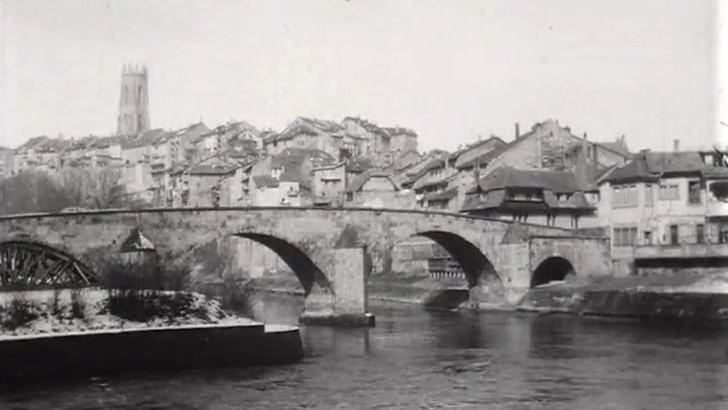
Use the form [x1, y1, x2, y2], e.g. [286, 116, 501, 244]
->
[696, 224, 705, 244]
[571, 216, 579, 229]
[688, 181, 702, 204]
[669, 224, 679, 244]
[644, 184, 653, 207]
[547, 214, 555, 226]
[613, 226, 638, 246]
[659, 183, 680, 200]
[643, 230, 652, 245]
[612, 184, 637, 207]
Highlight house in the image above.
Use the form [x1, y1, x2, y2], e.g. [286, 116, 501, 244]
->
[482, 120, 629, 177]
[167, 156, 238, 207]
[597, 146, 728, 274]
[120, 161, 154, 203]
[342, 117, 420, 167]
[461, 165, 599, 229]
[384, 126, 418, 155]
[445, 136, 507, 210]
[410, 159, 457, 209]
[250, 174, 301, 207]
[311, 162, 347, 206]
[392, 150, 449, 188]
[263, 117, 354, 160]
[344, 169, 414, 209]
[248, 147, 334, 206]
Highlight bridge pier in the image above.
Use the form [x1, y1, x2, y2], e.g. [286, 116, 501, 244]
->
[299, 247, 375, 327]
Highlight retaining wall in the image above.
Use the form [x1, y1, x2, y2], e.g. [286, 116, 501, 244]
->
[0, 323, 303, 386]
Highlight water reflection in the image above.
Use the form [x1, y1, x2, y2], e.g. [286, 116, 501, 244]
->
[2, 292, 728, 410]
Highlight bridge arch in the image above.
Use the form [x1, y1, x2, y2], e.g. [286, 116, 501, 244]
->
[414, 230, 499, 287]
[233, 233, 330, 295]
[531, 256, 575, 288]
[0, 240, 96, 288]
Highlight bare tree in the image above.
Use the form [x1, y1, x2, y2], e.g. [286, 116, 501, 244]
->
[0, 171, 74, 215]
[60, 167, 131, 209]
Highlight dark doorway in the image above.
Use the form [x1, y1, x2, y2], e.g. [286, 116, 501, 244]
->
[670, 225, 679, 245]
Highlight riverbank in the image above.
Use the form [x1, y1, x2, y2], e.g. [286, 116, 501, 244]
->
[0, 288, 254, 338]
[519, 271, 728, 321]
[0, 288, 304, 386]
[244, 272, 728, 322]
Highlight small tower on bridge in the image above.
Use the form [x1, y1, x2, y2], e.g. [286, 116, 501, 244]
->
[117, 64, 150, 136]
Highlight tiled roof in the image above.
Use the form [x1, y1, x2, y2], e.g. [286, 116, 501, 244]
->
[599, 151, 719, 184]
[455, 145, 507, 170]
[345, 169, 396, 193]
[343, 117, 390, 138]
[272, 148, 334, 168]
[253, 175, 279, 188]
[424, 187, 457, 202]
[594, 139, 630, 157]
[477, 166, 589, 193]
[186, 164, 237, 176]
[345, 157, 375, 173]
[382, 126, 416, 137]
[461, 190, 507, 211]
[448, 136, 506, 161]
[267, 117, 343, 144]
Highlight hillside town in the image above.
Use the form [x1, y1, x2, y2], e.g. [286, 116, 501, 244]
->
[2, 65, 728, 279]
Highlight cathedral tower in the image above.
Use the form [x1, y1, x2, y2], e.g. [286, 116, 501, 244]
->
[117, 64, 150, 135]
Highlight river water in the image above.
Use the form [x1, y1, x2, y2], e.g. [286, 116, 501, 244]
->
[2, 292, 728, 410]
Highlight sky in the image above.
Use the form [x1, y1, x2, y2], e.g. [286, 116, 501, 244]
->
[1, 0, 724, 152]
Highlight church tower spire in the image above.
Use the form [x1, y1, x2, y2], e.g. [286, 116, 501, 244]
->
[117, 64, 150, 135]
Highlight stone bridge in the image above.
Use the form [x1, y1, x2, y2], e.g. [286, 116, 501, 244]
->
[0, 207, 611, 325]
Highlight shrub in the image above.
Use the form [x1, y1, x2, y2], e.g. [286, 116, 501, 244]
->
[70, 289, 86, 320]
[2, 296, 39, 330]
[99, 258, 190, 292]
[106, 290, 210, 323]
[219, 275, 256, 318]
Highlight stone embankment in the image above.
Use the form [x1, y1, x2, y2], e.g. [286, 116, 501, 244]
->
[246, 271, 728, 323]
[518, 273, 728, 322]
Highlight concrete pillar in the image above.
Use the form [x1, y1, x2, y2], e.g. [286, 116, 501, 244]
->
[299, 247, 375, 327]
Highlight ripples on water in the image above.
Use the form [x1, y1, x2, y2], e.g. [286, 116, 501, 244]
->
[2, 293, 728, 410]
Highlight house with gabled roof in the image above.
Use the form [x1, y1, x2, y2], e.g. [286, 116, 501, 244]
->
[167, 154, 239, 207]
[597, 146, 728, 275]
[344, 168, 414, 209]
[263, 117, 353, 160]
[461, 165, 599, 229]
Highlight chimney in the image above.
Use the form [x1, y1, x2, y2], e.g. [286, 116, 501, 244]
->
[583, 132, 588, 140]
[515, 123, 520, 139]
[673, 139, 680, 152]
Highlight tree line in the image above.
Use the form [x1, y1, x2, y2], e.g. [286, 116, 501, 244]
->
[0, 168, 147, 215]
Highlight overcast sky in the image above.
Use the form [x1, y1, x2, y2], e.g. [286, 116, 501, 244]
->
[1, 0, 722, 152]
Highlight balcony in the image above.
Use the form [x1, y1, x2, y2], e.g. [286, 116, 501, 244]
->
[707, 198, 728, 219]
[634, 241, 728, 260]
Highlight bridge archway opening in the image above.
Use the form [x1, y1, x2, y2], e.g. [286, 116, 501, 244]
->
[414, 231, 500, 288]
[531, 257, 575, 288]
[233, 233, 328, 295]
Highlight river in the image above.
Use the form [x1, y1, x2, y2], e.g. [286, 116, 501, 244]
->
[2, 292, 728, 410]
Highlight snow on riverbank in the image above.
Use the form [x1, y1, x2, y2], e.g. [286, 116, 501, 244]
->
[0, 288, 258, 338]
